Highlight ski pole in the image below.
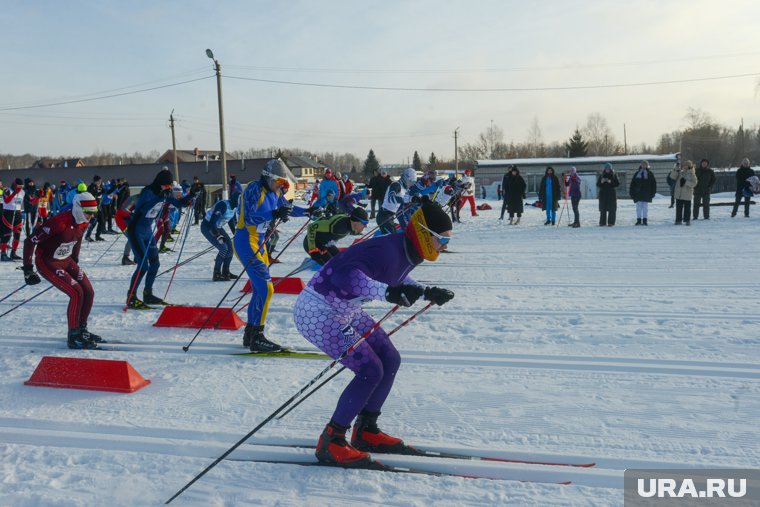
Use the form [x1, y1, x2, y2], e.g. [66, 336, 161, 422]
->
[230, 258, 318, 317]
[0, 283, 27, 305]
[165, 304, 400, 505]
[123, 203, 164, 312]
[155, 246, 215, 278]
[92, 231, 123, 266]
[276, 302, 433, 420]
[556, 175, 568, 228]
[0, 285, 53, 320]
[269, 217, 310, 263]
[181, 221, 281, 352]
[162, 199, 196, 301]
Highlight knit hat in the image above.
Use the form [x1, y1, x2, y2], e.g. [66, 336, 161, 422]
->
[405, 200, 452, 262]
[603, 162, 612, 171]
[153, 168, 174, 187]
[13, 177, 23, 187]
[349, 207, 369, 224]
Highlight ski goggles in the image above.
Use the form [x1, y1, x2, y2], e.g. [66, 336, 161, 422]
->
[418, 223, 451, 245]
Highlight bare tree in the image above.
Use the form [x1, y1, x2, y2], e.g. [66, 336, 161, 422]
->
[526, 116, 544, 157]
[582, 113, 617, 156]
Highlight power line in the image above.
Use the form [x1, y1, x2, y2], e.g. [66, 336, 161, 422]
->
[225, 72, 760, 92]
[0, 76, 213, 112]
[224, 50, 760, 75]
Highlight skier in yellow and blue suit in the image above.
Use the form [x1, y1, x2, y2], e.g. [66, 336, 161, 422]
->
[234, 159, 311, 352]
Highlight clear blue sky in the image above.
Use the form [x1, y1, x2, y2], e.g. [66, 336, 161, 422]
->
[1, 0, 759, 164]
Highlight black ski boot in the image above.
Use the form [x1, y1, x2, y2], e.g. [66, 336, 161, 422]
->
[9, 250, 21, 261]
[351, 411, 409, 454]
[246, 324, 283, 352]
[67, 328, 98, 350]
[143, 288, 168, 306]
[212, 270, 226, 282]
[1, 252, 10, 262]
[121, 255, 136, 266]
[127, 295, 152, 310]
[222, 268, 238, 280]
[643, 218, 648, 226]
[80, 325, 104, 343]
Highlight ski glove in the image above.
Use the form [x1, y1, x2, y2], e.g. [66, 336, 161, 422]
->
[305, 206, 323, 218]
[22, 265, 41, 286]
[273, 206, 292, 222]
[424, 286, 455, 306]
[679, 178, 686, 187]
[385, 284, 425, 307]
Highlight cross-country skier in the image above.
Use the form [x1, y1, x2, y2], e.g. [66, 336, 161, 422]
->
[302, 207, 369, 265]
[1, 178, 25, 261]
[293, 200, 455, 466]
[22, 193, 102, 349]
[202, 196, 239, 281]
[125, 168, 196, 309]
[376, 167, 417, 235]
[234, 159, 311, 352]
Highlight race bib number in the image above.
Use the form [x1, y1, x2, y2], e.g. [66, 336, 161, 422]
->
[39, 201, 47, 209]
[53, 241, 76, 260]
[145, 202, 164, 219]
[14, 196, 22, 211]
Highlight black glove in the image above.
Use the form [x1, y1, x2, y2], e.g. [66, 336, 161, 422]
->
[385, 284, 425, 307]
[22, 265, 41, 286]
[309, 249, 330, 265]
[424, 286, 455, 306]
[305, 206, 323, 218]
[679, 178, 686, 187]
[410, 194, 421, 204]
[273, 206, 292, 222]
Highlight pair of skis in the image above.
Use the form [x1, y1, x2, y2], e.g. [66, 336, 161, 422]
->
[233, 442, 595, 483]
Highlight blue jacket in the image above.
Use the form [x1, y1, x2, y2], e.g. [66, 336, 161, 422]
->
[237, 180, 306, 233]
[314, 179, 339, 208]
[128, 186, 188, 237]
[205, 200, 236, 233]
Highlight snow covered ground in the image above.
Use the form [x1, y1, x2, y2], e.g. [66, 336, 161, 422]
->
[1, 192, 758, 506]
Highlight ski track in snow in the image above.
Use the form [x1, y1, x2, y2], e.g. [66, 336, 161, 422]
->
[0, 196, 758, 506]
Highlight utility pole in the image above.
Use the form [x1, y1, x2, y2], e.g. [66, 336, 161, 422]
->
[741, 117, 745, 155]
[623, 123, 627, 155]
[206, 49, 228, 199]
[169, 110, 179, 182]
[454, 127, 460, 176]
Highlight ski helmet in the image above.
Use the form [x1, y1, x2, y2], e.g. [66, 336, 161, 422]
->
[261, 159, 296, 191]
[401, 167, 417, 189]
[72, 192, 98, 225]
[404, 200, 452, 262]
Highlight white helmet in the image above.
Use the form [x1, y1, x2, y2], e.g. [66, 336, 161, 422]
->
[401, 167, 417, 188]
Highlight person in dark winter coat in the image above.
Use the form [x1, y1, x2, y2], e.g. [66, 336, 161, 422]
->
[566, 167, 582, 228]
[500, 166, 526, 224]
[693, 158, 715, 220]
[731, 158, 755, 218]
[597, 162, 619, 226]
[629, 161, 657, 225]
[666, 171, 676, 208]
[367, 169, 383, 219]
[538, 166, 561, 225]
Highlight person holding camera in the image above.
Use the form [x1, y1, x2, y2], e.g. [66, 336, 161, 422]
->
[693, 158, 715, 220]
[731, 158, 755, 218]
[669, 160, 697, 225]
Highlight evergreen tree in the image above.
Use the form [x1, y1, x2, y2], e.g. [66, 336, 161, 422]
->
[412, 151, 422, 172]
[428, 152, 438, 169]
[566, 129, 588, 158]
[362, 149, 380, 179]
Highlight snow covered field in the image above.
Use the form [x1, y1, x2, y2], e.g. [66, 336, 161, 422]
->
[1, 193, 758, 506]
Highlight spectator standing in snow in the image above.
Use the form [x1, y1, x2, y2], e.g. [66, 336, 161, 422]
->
[538, 166, 560, 225]
[596, 163, 619, 226]
[731, 158, 755, 218]
[669, 160, 697, 225]
[458, 169, 478, 217]
[566, 167, 582, 228]
[629, 161, 657, 226]
[500, 166, 526, 224]
[666, 169, 677, 209]
[692, 158, 715, 220]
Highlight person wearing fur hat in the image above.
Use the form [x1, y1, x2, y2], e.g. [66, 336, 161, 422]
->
[303, 207, 369, 265]
[731, 158, 755, 218]
[597, 163, 620, 226]
[669, 160, 698, 225]
[293, 200, 455, 467]
[500, 166, 526, 224]
[22, 193, 102, 349]
[692, 159, 715, 220]
[1, 178, 25, 261]
[125, 168, 197, 309]
[629, 161, 657, 225]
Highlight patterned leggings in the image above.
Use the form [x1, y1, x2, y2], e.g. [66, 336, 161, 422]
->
[294, 288, 400, 427]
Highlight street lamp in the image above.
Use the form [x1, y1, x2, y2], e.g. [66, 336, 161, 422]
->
[206, 48, 228, 199]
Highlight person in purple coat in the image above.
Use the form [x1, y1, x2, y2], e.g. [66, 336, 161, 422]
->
[293, 200, 455, 467]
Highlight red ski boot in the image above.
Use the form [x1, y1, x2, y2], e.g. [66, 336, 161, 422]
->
[351, 411, 409, 454]
[316, 421, 371, 467]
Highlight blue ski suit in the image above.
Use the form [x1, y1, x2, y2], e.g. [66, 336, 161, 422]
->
[201, 199, 236, 274]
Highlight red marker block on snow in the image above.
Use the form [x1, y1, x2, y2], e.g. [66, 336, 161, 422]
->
[25, 356, 151, 393]
[153, 305, 245, 330]
[240, 277, 305, 295]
